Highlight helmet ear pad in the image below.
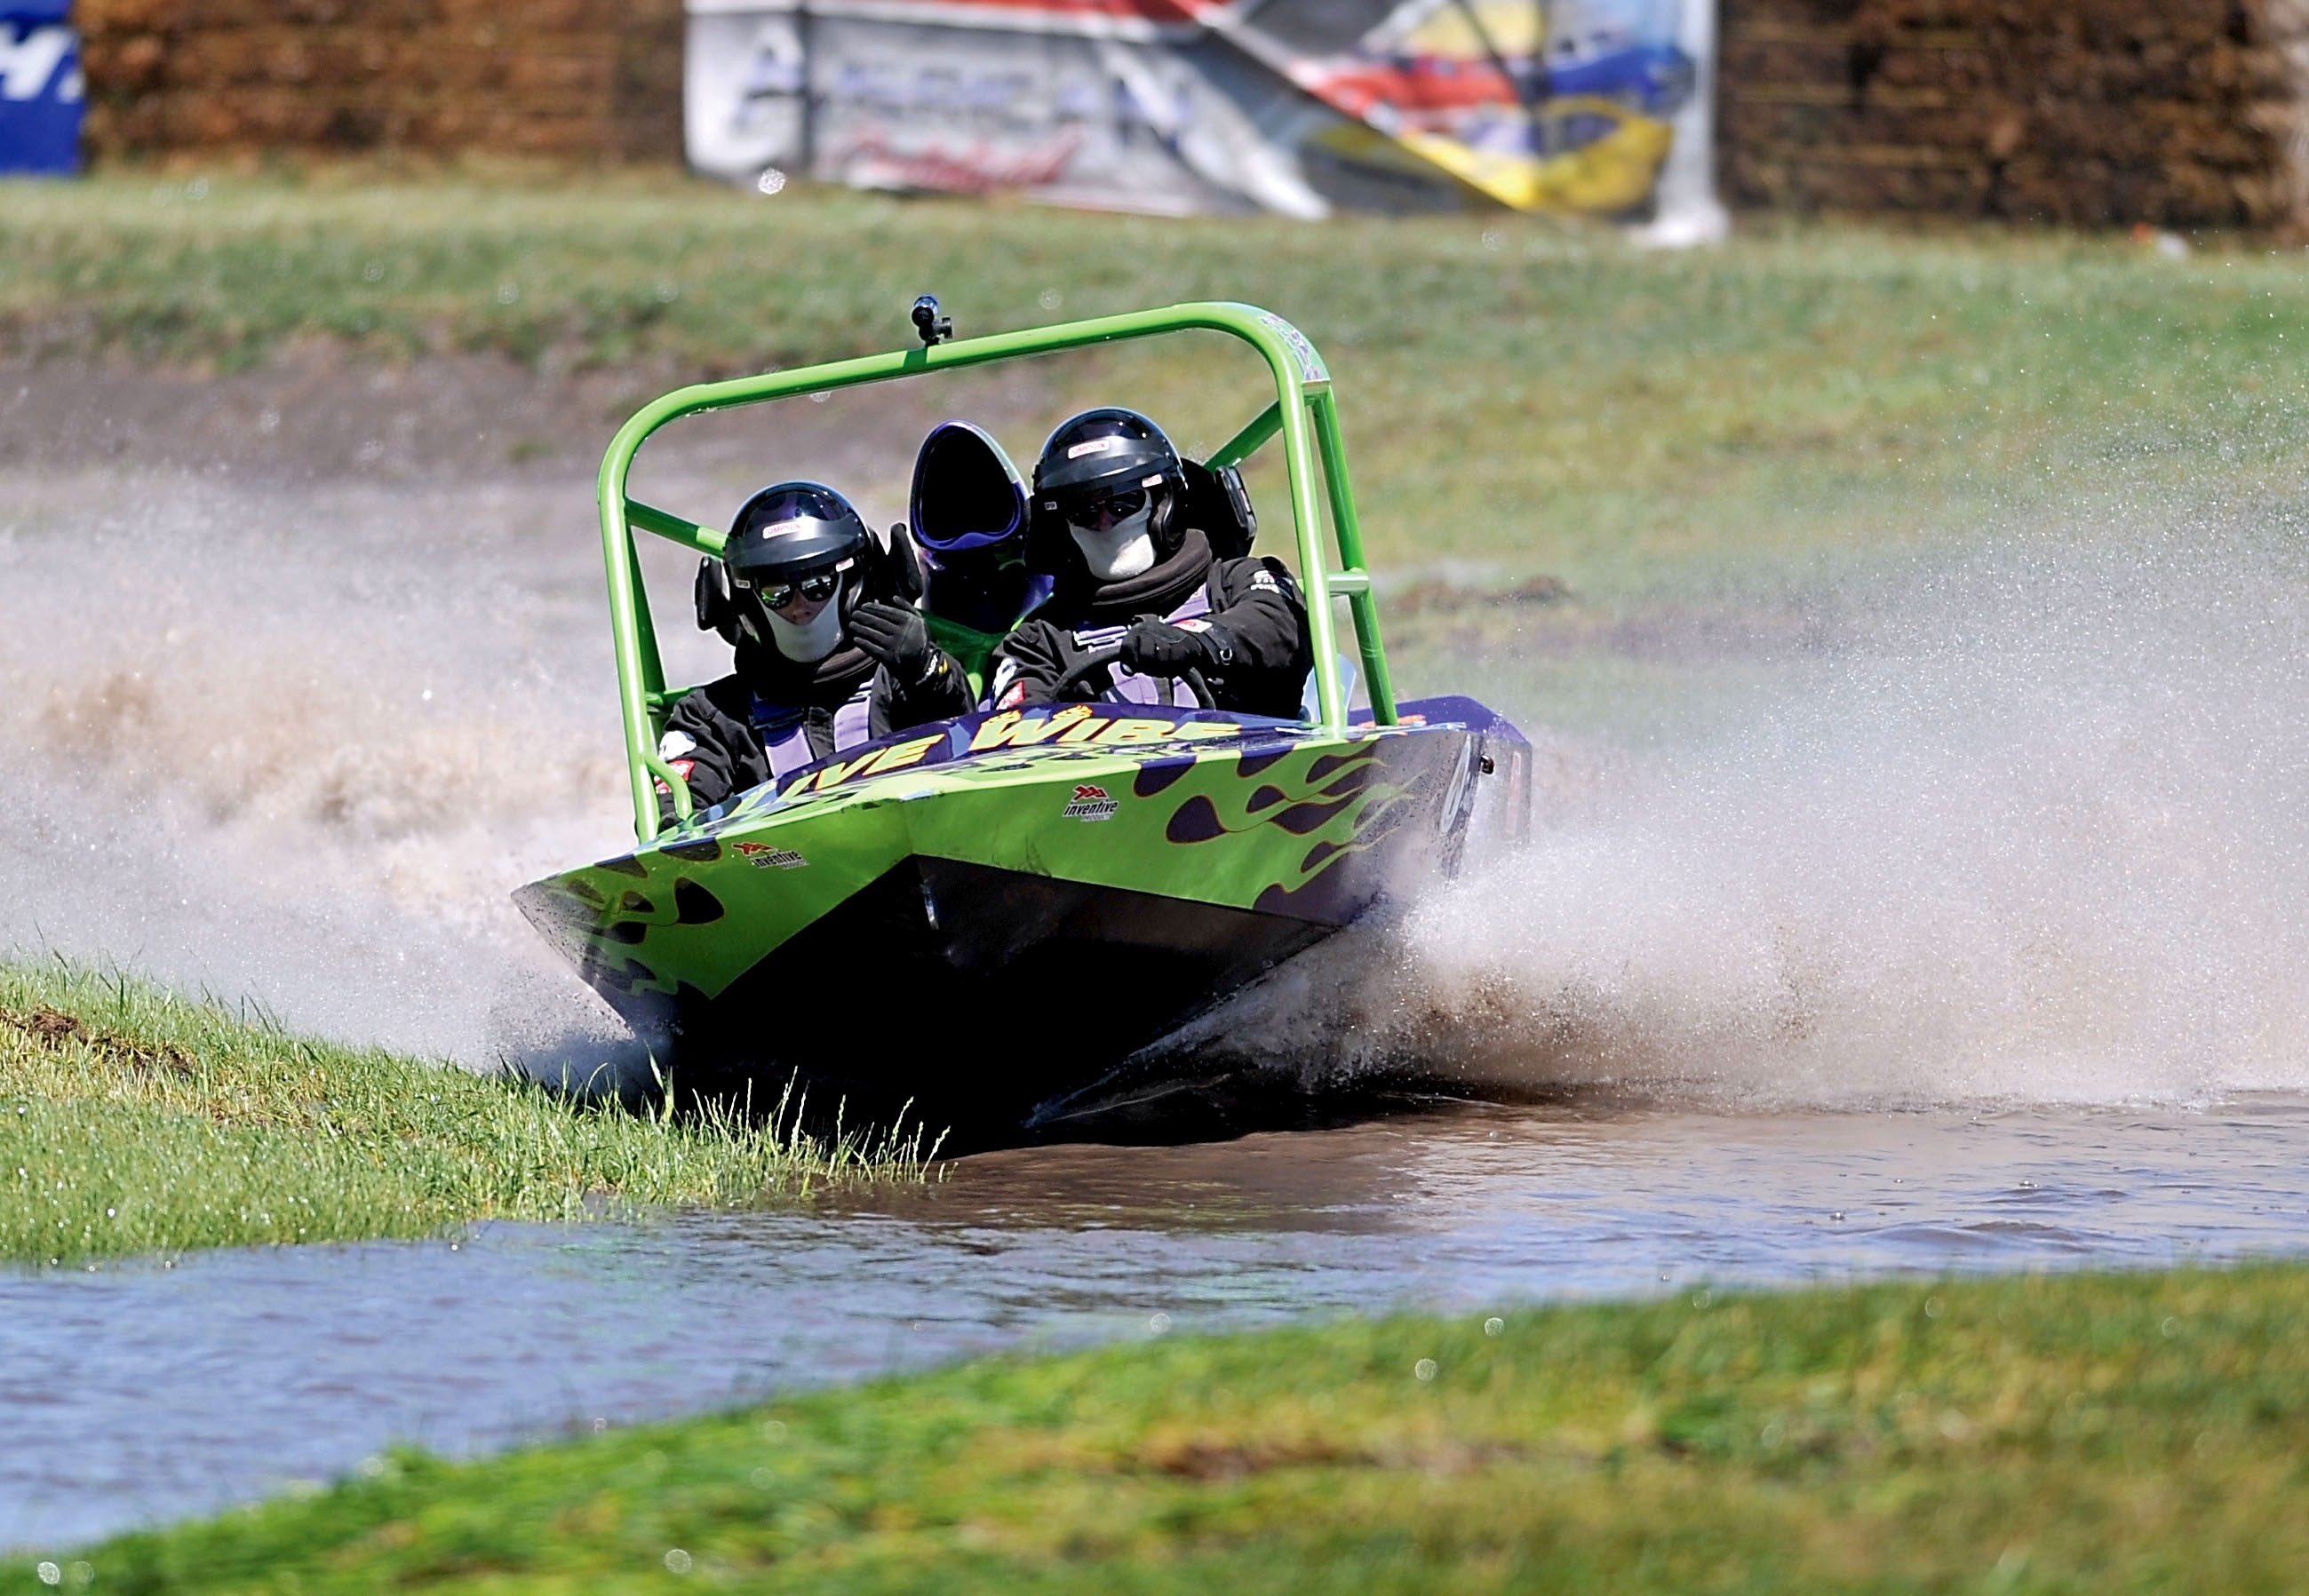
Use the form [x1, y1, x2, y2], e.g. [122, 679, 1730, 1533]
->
[1147, 481, 1183, 563]
[837, 562, 865, 631]
[882, 523, 925, 605]
[1178, 458, 1256, 560]
[695, 558, 742, 645]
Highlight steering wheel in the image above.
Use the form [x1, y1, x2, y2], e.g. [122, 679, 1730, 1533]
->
[1049, 645, 1213, 710]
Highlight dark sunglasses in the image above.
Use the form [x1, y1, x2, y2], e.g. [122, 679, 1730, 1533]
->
[741, 568, 840, 611]
[1061, 487, 1148, 531]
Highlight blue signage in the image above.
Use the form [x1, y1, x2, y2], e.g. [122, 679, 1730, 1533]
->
[1, 0, 82, 175]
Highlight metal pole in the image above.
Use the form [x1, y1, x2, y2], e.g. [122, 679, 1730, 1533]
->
[1310, 389, 1396, 725]
[797, 0, 816, 178]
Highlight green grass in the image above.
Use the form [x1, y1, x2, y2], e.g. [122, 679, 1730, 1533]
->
[8, 169, 2309, 594]
[36, 1262, 2309, 1591]
[0, 959, 933, 1266]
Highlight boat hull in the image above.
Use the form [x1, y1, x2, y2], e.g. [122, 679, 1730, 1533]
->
[517, 695, 1527, 1134]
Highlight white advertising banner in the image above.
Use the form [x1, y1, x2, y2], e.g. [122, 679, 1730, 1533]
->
[686, 0, 1713, 221]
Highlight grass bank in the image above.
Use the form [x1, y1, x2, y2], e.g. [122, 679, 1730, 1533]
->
[7, 171, 2309, 593]
[36, 1262, 2308, 1590]
[0, 960, 932, 1267]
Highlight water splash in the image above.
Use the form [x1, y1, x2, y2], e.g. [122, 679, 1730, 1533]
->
[8, 419, 2309, 1109]
[1220, 512, 2309, 1108]
[0, 467, 662, 1064]
[0, 367, 918, 1072]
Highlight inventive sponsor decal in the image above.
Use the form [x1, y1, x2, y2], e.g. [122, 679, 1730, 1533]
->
[735, 841, 808, 869]
[1062, 783, 1119, 822]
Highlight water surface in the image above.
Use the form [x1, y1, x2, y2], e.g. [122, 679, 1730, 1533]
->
[9, 367, 2309, 1554]
[7, 1095, 2304, 1550]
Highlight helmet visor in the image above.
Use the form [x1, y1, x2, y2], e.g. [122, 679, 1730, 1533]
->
[1052, 483, 1153, 533]
[736, 564, 841, 613]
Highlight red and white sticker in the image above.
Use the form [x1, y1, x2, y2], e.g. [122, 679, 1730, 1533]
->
[1062, 782, 1119, 822]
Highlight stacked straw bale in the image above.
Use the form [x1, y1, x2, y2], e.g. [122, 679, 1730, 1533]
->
[1719, 0, 2309, 226]
[74, 0, 683, 161]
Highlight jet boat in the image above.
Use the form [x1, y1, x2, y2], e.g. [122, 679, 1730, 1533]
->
[515, 300, 1530, 1137]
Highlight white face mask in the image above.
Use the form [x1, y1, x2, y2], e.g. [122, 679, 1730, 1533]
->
[759, 573, 847, 663]
[1070, 504, 1157, 581]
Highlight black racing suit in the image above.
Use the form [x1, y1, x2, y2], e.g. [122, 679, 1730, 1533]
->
[655, 637, 972, 822]
[991, 528, 1311, 719]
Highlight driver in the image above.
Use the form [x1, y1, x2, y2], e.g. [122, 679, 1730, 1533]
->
[656, 480, 970, 819]
[991, 409, 1310, 716]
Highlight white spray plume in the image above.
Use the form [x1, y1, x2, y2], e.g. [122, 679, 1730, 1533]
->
[1205, 512, 2309, 1108]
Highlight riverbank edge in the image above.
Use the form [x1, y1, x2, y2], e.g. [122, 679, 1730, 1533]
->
[0, 959, 936, 1266]
[38, 1260, 2309, 1592]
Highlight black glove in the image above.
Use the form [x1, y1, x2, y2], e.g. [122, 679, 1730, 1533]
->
[850, 600, 937, 682]
[1119, 615, 1230, 679]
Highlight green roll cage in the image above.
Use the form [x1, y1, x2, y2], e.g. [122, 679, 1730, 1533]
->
[596, 300, 1397, 843]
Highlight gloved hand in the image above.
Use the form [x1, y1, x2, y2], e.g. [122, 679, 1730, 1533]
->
[851, 600, 938, 682]
[1119, 615, 1230, 679]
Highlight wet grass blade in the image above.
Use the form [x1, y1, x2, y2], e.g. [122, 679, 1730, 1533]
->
[0, 959, 937, 1266]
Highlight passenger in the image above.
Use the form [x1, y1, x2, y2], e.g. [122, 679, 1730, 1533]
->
[992, 409, 1310, 717]
[906, 421, 1052, 702]
[657, 480, 970, 819]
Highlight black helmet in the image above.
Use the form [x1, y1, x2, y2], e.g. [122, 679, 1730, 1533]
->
[1032, 409, 1189, 580]
[1033, 408, 1184, 504]
[705, 480, 871, 662]
[725, 480, 870, 585]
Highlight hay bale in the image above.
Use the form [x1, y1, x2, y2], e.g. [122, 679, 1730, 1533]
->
[1721, 0, 2309, 226]
[76, 0, 684, 161]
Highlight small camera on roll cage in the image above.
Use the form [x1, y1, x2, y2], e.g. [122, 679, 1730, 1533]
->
[911, 295, 952, 346]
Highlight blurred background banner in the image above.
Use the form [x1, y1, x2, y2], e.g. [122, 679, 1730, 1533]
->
[0, 0, 81, 174]
[44, 3, 2309, 232]
[684, 0, 1705, 218]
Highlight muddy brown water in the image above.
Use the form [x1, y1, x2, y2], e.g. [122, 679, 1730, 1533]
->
[7, 1097, 2307, 1551]
[4, 355, 2308, 1551]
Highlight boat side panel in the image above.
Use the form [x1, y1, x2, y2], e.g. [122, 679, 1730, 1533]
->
[666, 858, 1335, 1131]
[516, 700, 1520, 1023]
[511, 798, 912, 1020]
